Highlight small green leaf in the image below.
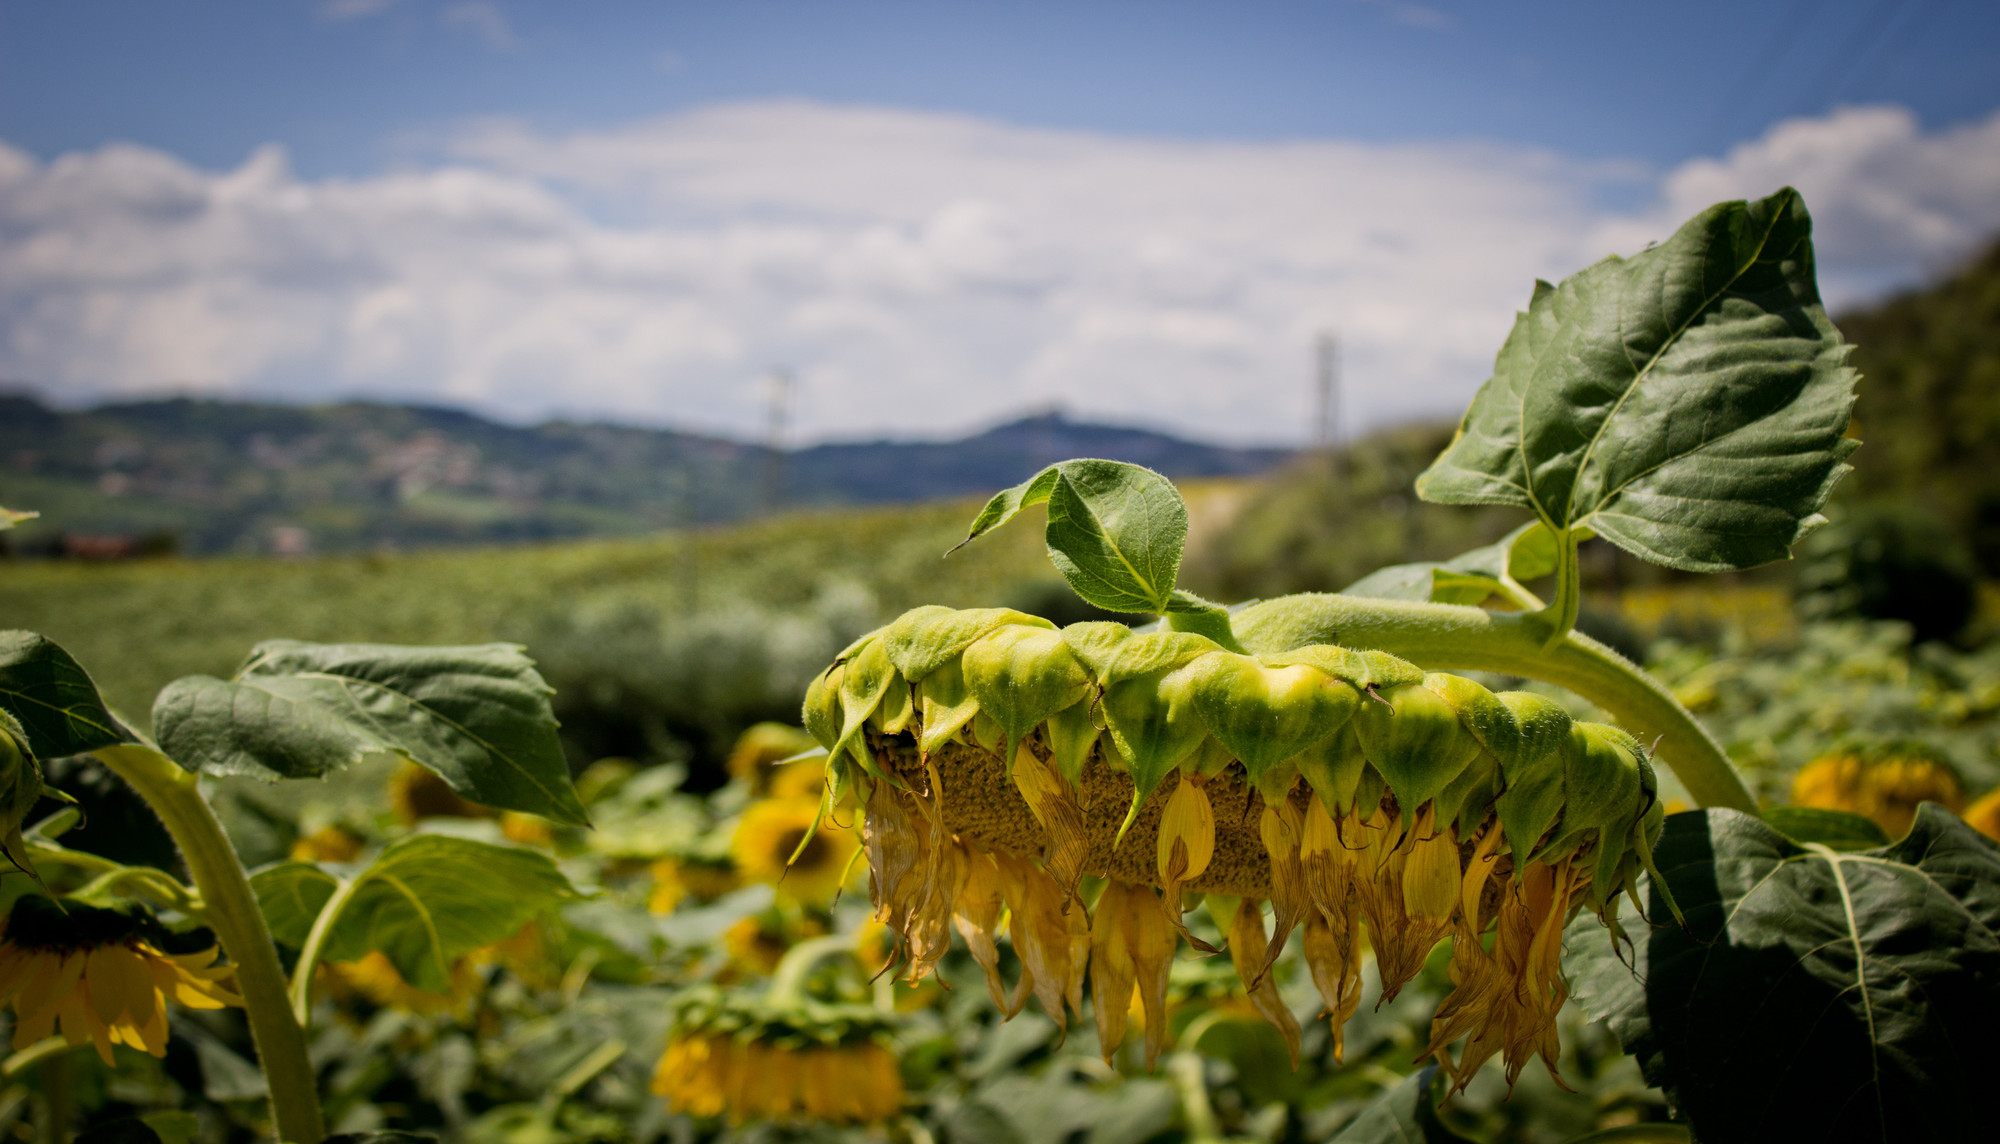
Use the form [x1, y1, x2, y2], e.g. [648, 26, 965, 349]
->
[1342, 522, 1558, 606]
[0, 631, 129, 758]
[1761, 805, 1890, 850]
[1568, 806, 2000, 1144]
[1417, 188, 1858, 573]
[274, 833, 582, 993]
[1328, 1066, 1475, 1143]
[154, 640, 587, 826]
[956, 460, 1189, 615]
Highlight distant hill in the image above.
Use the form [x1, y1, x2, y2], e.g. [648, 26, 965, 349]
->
[0, 396, 1288, 556]
[1834, 236, 2000, 572]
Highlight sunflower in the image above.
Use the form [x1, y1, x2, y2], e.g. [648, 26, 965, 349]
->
[802, 606, 1669, 1089]
[1791, 749, 1965, 837]
[647, 857, 739, 916]
[727, 722, 824, 798]
[651, 989, 904, 1125]
[321, 950, 486, 1016]
[290, 824, 366, 863]
[1963, 786, 2000, 842]
[0, 896, 241, 1066]
[389, 760, 495, 824]
[731, 799, 859, 905]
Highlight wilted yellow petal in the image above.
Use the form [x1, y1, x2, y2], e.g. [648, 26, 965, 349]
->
[1226, 898, 1300, 1068]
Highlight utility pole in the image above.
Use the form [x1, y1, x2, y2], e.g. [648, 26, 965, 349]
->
[1315, 331, 1340, 451]
[761, 368, 794, 515]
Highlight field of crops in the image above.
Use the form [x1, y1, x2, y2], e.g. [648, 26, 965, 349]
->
[4, 190, 1998, 1144]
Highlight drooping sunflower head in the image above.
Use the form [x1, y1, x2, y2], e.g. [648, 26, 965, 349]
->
[652, 988, 904, 1125]
[731, 798, 859, 905]
[1791, 747, 1965, 838]
[803, 605, 1668, 1091]
[0, 895, 242, 1066]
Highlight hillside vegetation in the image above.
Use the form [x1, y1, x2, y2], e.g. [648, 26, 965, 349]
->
[0, 396, 1285, 555]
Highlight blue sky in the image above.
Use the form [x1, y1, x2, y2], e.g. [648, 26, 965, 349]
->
[2, 1, 1997, 443]
[8, 1, 1996, 175]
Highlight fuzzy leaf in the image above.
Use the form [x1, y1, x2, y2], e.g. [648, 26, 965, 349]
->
[1568, 806, 2000, 1144]
[958, 460, 1188, 615]
[1341, 522, 1559, 605]
[154, 640, 586, 825]
[0, 631, 129, 758]
[1417, 188, 1858, 572]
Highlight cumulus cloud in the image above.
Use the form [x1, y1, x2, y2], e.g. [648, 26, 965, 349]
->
[1, 102, 1995, 443]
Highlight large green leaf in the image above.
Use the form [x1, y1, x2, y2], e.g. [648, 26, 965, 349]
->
[254, 833, 581, 992]
[251, 860, 342, 948]
[1567, 806, 2000, 1144]
[955, 459, 1187, 614]
[1327, 1066, 1474, 1143]
[1341, 521, 1558, 606]
[154, 640, 586, 825]
[1416, 188, 1858, 572]
[0, 631, 129, 758]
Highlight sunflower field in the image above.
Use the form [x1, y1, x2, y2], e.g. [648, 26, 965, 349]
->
[2, 188, 1998, 1144]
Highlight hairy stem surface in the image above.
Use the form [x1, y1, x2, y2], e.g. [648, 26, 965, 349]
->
[1233, 594, 1757, 813]
[94, 745, 325, 1144]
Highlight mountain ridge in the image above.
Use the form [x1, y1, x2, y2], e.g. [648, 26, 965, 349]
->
[0, 394, 1291, 555]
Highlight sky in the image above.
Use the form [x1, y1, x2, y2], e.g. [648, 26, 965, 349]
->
[1, 0, 1998, 445]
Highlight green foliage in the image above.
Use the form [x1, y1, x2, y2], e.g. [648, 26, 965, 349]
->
[1795, 502, 1980, 643]
[255, 833, 581, 993]
[155, 640, 586, 825]
[1645, 620, 2000, 799]
[1419, 188, 1858, 575]
[1326, 1067, 1474, 1143]
[959, 459, 1191, 615]
[0, 629, 129, 758]
[1758, 805, 1890, 850]
[1341, 521, 1558, 606]
[1834, 237, 2000, 572]
[1569, 806, 2000, 1144]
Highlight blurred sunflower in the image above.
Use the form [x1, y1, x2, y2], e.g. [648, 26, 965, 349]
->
[1963, 786, 2000, 842]
[727, 723, 823, 798]
[731, 799, 858, 905]
[647, 857, 739, 916]
[0, 896, 241, 1066]
[654, 1035, 902, 1124]
[652, 989, 904, 1125]
[723, 916, 794, 977]
[290, 824, 366, 863]
[1791, 749, 1966, 837]
[321, 950, 486, 1016]
[390, 760, 495, 824]
[499, 812, 556, 848]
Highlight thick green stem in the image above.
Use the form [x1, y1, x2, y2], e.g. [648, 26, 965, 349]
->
[1234, 594, 1758, 813]
[94, 745, 325, 1144]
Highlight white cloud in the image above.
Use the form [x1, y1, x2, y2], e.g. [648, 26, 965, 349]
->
[1, 102, 1995, 444]
[440, 3, 519, 52]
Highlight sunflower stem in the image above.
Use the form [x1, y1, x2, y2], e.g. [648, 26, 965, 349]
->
[1235, 595, 1757, 813]
[92, 744, 325, 1144]
[769, 933, 865, 1005]
[289, 873, 364, 1027]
